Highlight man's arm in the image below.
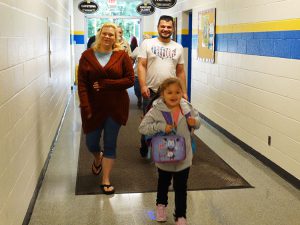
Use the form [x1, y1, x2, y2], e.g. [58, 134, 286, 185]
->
[176, 64, 188, 100]
[138, 58, 150, 98]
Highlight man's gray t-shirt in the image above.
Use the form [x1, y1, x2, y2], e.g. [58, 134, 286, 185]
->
[139, 38, 184, 92]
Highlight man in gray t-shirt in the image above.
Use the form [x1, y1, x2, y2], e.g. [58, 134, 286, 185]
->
[138, 15, 187, 110]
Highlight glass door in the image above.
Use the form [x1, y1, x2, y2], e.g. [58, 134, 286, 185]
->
[85, 16, 141, 46]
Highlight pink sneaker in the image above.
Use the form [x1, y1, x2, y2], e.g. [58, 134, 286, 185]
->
[175, 217, 187, 225]
[156, 204, 167, 222]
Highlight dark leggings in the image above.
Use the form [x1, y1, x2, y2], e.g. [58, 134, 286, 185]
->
[156, 167, 190, 219]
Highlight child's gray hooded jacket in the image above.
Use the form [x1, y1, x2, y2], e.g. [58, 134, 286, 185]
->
[138, 97, 201, 172]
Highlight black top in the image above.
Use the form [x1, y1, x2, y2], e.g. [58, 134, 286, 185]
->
[87, 35, 96, 48]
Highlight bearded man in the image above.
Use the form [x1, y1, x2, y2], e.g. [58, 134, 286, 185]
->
[137, 15, 187, 157]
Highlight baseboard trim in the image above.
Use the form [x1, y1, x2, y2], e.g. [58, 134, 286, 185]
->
[22, 92, 72, 225]
[199, 113, 300, 190]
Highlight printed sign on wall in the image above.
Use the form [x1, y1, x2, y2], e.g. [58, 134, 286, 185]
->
[198, 8, 216, 63]
[136, 3, 155, 16]
[151, 0, 177, 9]
[78, 1, 99, 14]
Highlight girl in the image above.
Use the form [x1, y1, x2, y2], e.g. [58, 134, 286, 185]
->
[139, 77, 201, 225]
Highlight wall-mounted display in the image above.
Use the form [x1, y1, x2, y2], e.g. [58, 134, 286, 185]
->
[197, 8, 216, 63]
[136, 3, 155, 16]
[151, 0, 177, 9]
[78, 1, 99, 14]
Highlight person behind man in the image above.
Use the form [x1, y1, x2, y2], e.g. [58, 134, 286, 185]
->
[137, 15, 187, 157]
[116, 26, 132, 56]
[87, 28, 100, 48]
[77, 22, 134, 194]
[131, 34, 151, 108]
[130, 36, 138, 52]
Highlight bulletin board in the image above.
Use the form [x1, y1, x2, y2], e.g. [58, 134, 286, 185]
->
[197, 8, 216, 63]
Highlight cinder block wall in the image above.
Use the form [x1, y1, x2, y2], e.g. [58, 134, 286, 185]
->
[165, 0, 300, 180]
[0, 0, 72, 224]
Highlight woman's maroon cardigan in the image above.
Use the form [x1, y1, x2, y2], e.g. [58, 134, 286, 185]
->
[77, 48, 134, 134]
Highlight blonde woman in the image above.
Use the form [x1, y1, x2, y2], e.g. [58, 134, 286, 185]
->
[78, 22, 134, 194]
[116, 26, 132, 56]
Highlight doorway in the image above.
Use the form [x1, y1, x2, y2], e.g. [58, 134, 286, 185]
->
[85, 16, 141, 46]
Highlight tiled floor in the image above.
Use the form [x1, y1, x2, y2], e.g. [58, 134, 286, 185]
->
[28, 89, 300, 225]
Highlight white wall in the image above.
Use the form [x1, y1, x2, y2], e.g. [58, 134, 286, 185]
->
[0, 2, 297, 224]
[165, 0, 300, 179]
[0, 0, 72, 224]
[73, 0, 86, 67]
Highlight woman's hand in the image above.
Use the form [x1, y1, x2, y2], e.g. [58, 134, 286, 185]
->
[93, 81, 103, 91]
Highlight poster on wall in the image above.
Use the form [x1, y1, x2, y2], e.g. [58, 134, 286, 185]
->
[197, 8, 216, 63]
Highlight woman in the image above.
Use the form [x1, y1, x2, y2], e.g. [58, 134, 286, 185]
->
[116, 26, 132, 56]
[77, 22, 134, 194]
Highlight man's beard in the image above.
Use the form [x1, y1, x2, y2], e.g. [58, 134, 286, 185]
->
[159, 33, 172, 39]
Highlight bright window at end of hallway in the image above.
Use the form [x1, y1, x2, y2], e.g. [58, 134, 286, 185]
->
[87, 0, 142, 46]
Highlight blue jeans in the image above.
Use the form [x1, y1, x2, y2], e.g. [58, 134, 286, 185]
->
[140, 89, 158, 157]
[85, 117, 121, 159]
[142, 89, 157, 114]
[134, 76, 141, 99]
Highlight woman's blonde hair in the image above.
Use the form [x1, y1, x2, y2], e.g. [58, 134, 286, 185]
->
[92, 22, 121, 51]
[159, 77, 183, 94]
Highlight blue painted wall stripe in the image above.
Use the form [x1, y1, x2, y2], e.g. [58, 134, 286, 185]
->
[72, 30, 300, 60]
[215, 30, 300, 59]
[180, 34, 190, 48]
[186, 30, 300, 60]
[70, 34, 85, 44]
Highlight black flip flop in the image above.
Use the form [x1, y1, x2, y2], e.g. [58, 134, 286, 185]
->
[91, 160, 102, 175]
[100, 184, 115, 195]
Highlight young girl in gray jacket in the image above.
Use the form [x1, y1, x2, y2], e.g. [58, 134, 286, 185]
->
[139, 77, 201, 225]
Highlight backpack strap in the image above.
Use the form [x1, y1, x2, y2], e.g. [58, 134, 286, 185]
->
[162, 111, 193, 132]
[184, 111, 197, 153]
[161, 111, 173, 125]
[161, 111, 177, 134]
[184, 112, 193, 132]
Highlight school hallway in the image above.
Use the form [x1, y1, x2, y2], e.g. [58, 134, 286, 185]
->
[25, 89, 300, 225]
